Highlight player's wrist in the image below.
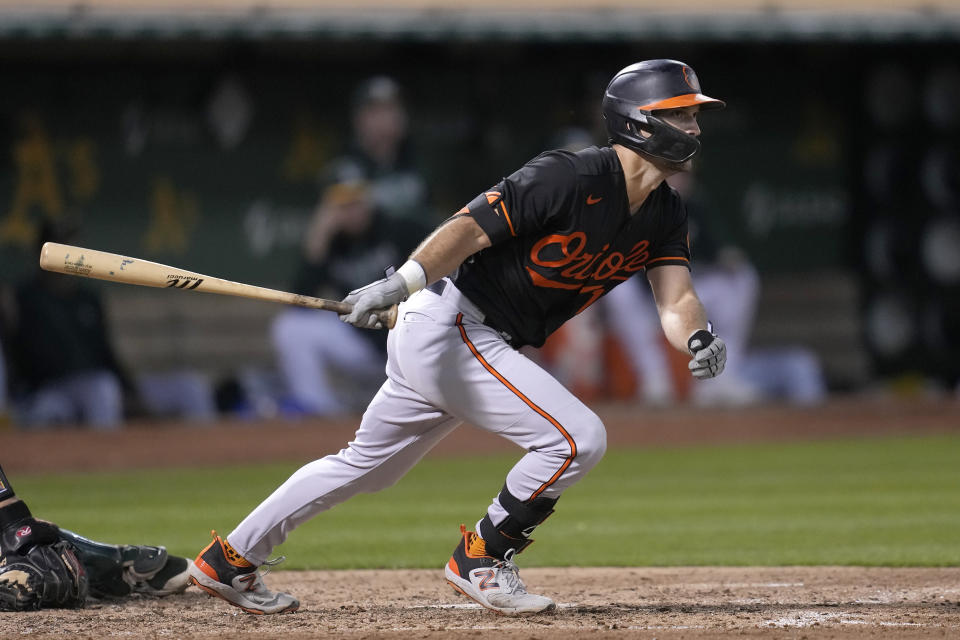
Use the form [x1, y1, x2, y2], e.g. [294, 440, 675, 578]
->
[396, 259, 427, 295]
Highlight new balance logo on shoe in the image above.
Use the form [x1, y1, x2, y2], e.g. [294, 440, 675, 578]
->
[237, 573, 258, 592]
[444, 525, 555, 616]
[475, 569, 499, 591]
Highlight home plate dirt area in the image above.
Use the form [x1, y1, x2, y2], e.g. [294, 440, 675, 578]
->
[4, 566, 958, 639]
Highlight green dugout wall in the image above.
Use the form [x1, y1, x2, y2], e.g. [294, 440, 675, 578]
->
[0, 35, 956, 385]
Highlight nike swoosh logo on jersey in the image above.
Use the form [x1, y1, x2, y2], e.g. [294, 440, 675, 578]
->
[586, 195, 603, 205]
[486, 191, 502, 216]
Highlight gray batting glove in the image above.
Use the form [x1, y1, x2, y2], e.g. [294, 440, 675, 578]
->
[339, 272, 408, 329]
[687, 329, 726, 379]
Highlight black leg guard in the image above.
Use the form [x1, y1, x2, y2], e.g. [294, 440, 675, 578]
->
[57, 529, 130, 598]
[58, 529, 168, 598]
[479, 485, 557, 559]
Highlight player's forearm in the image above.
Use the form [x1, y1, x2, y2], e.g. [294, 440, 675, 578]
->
[658, 291, 709, 354]
[647, 265, 710, 353]
[410, 215, 492, 284]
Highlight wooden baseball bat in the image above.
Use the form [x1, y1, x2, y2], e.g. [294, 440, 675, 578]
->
[39, 242, 398, 329]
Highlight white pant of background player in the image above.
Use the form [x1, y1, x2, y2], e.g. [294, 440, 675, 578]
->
[271, 309, 387, 416]
[229, 278, 607, 565]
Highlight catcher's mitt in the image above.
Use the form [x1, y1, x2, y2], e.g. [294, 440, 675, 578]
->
[0, 519, 88, 611]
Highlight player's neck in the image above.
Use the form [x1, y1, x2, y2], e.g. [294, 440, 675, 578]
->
[613, 145, 670, 215]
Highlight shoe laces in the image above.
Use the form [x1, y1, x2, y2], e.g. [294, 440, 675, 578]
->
[257, 555, 286, 579]
[493, 549, 527, 595]
[237, 555, 287, 595]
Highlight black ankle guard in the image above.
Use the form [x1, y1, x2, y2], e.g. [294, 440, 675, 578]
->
[479, 485, 557, 558]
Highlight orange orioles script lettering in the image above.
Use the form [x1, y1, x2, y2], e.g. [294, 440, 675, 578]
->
[527, 232, 650, 312]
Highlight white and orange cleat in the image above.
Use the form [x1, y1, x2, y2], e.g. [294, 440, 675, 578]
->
[444, 524, 555, 616]
[188, 531, 299, 615]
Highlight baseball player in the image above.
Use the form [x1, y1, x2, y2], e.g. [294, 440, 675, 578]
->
[271, 168, 428, 416]
[188, 59, 727, 616]
[0, 463, 191, 610]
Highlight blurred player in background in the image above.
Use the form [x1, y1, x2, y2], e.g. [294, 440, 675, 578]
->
[338, 75, 433, 224]
[271, 76, 433, 415]
[188, 59, 728, 616]
[1, 219, 133, 429]
[0, 219, 217, 429]
[271, 168, 428, 416]
[605, 170, 826, 406]
[604, 168, 762, 406]
[0, 463, 190, 610]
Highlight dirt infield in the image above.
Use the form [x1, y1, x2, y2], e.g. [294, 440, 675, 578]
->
[3, 566, 959, 639]
[1, 397, 958, 638]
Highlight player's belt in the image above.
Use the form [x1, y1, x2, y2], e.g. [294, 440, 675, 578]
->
[426, 279, 516, 347]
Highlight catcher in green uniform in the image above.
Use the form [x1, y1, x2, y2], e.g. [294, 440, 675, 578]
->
[0, 462, 190, 611]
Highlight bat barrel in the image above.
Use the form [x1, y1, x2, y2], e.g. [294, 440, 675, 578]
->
[39, 242, 399, 329]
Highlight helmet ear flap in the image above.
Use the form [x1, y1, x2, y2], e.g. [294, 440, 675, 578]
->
[624, 117, 654, 141]
[606, 106, 700, 163]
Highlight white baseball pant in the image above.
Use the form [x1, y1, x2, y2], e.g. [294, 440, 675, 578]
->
[228, 278, 607, 564]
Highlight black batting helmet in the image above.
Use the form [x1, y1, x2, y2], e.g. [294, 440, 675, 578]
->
[602, 59, 724, 163]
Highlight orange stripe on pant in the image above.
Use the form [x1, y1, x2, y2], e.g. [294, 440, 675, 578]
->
[455, 313, 576, 500]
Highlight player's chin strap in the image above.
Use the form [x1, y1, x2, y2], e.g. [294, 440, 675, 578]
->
[478, 485, 558, 559]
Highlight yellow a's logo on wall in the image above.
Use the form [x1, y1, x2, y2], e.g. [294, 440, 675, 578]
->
[0, 113, 100, 247]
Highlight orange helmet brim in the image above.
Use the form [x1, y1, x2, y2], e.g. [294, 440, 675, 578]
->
[637, 93, 726, 111]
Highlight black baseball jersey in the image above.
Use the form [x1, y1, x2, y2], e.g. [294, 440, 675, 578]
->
[454, 145, 690, 348]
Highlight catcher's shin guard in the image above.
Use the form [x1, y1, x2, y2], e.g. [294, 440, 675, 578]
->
[58, 529, 189, 598]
